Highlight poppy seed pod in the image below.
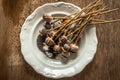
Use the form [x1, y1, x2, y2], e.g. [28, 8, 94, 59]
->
[44, 22, 51, 29]
[39, 29, 47, 37]
[70, 44, 79, 53]
[43, 14, 53, 22]
[62, 52, 71, 58]
[54, 21, 61, 27]
[48, 31, 56, 37]
[61, 36, 68, 44]
[63, 43, 70, 51]
[45, 37, 55, 46]
[53, 45, 61, 53]
[57, 54, 68, 64]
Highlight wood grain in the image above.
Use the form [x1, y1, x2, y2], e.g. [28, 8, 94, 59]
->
[0, 0, 120, 80]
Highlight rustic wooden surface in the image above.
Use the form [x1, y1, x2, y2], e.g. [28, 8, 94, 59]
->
[0, 0, 120, 80]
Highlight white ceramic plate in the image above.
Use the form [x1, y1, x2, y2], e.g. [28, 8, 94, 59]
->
[20, 2, 98, 79]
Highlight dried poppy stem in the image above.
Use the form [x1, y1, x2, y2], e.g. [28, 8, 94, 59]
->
[47, 19, 69, 34]
[64, 8, 106, 28]
[54, 18, 84, 40]
[53, 12, 77, 20]
[70, 17, 90, 42]
[53, 18, 83, 31]
[73, 16, 92, 43]
[54, 0, 100, 35]
[53, 17, 70, 19]
[66, 8, 107, 37]
[84, 7, 108, 17]
[74, 8, 120, 43]
[83, 0, 104, 14]
[66, 6, 106, 30]
[92, 19, 108, 22]
[71, 29, 81, 43]
[75, 21, 91, 44]
[54, 0, 103, 40]
[59, 17, 84, 29]
[100, 8, 119, 15]
[53, 11, 78, 19]
[70, 20, 85, 42]
[74, 12, 101, 44]
[91, 19, 120, 24]
[61, 2, 104, 31]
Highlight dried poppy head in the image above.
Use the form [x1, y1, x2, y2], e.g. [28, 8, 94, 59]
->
[62, 52, 71, 58]
[48, 31, 56, 37]
[45, 37, 55, 46]
[43, 14, 53, 22]
[54, 21, 61, 28]
[60, 36, 68, 44]
[70, 44, 79, 53]
[63, 43, 70, 51]
[44, 22, 51, 29]
[39, 29, 47, 37]
[53, 45, 61, 53]
[57, 54, 68, 64]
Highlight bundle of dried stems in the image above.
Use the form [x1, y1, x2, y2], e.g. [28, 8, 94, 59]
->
[38, 0, 120, 63]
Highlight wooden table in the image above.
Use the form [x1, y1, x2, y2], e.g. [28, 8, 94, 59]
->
[0, 0, 120, 80]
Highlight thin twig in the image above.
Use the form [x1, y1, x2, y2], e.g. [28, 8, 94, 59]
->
[91, 19, 120, 24]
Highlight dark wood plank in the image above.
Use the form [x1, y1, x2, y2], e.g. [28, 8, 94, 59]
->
[0, 0, 120, 80]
